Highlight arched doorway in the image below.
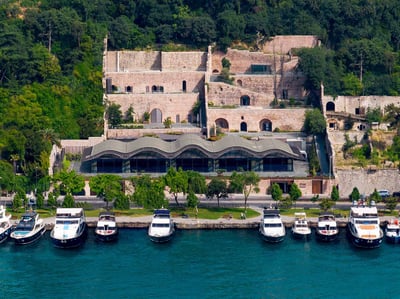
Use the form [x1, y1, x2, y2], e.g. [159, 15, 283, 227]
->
[215, 118, 229, 132]
[240, 122, 247, 132]
[260, 119, 272, 131]
[326, 101, 335, 111]
[150, 108, 162, 123]
[240, 95, 250, 106]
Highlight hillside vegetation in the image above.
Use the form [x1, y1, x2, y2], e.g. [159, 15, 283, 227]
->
[0, 0, 400, 191]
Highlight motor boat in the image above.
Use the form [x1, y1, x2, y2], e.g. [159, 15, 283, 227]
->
[385, 218, 400, 244]
[315, 212, 339, 242]
[291, 212, 311, 240]
[347, 201, 383, 248]
[259, 208, 285, 243]
[50, 208, 88, 248]
[94, 211, 118, 242]
[148, 208, 175, 243]
[0, 205, 13, 243]
[10, 211, 46, 245]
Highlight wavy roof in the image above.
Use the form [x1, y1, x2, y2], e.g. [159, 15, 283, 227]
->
[82, 135, 303, 161]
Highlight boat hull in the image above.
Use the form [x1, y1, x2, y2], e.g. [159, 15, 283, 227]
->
[95, 230, 119, 242]
[51, 223, 88, 249]
[149, 232, 174, 243]
[11, 226, 46, 245]
[259, 229, 285, 243]
[385, 235, 400, 244]
[0, 226, 13, 244]
[347, 224, 383, 248]
[292, 230, 311, 240]
[316, 231, 339, 242]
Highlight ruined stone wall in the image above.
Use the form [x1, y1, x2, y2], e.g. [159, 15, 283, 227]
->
[161, 52, 207, 71]
[336, 169, 400, 198]
[207, 108, 307, 132]
[261, 35, 319, 54]
[212, 49, 297, 74]
[207, 82, 273, 107]
[322, 95, 400, 115]
[104, 72, 205, 94]
[107, 93, 199, 122]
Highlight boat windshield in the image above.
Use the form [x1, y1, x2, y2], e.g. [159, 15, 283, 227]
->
[56, 220, 79, 225]
[355, 220, 378, 225]
[264, 223, 282, 228]
[151, 223, 170, 228]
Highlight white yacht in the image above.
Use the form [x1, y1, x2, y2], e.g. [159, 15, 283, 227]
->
[10, 211, 46, 245]
[50, 208, 88, 248]
[315, 212, 339, 242]
[259, 208, 286, 243]
[0, 205, 13, 243]
[291, 212, 311, 240]
[94, 211, 118, 242]
[148, 208, 175, 243]
[385, 218, 400, 244]
[347, 201, 383, 248]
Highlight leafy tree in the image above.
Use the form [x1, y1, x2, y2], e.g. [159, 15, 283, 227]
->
[90, 174, 123, 209]
[384, 197, 398, 212]
[132, 175, 167, 209]
[319, 198, 334, 211]
[303, 109, 326, 136]
[163, 167, 188, 206]
[106, 103, 123, 128]
[330, 185, 339, 202]
[229, 171, 260, 212]
[349, 187, 360, 202]
[207, 177, 228, 208]
[289, 183, 302, 204]
[271, 183, 283, 207]
[62, 193, 75, 208]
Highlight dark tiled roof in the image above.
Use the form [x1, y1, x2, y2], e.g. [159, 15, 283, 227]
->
[82, 134, 303, 162]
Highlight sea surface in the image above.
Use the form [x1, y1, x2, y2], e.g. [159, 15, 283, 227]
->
[0, 228, 399, 299]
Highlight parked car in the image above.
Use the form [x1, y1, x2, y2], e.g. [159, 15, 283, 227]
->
[378, 190, 390, 198]
[392, 191, 400, 199]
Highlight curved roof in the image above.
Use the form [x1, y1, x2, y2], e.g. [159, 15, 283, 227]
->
[82, 134, 303, 162]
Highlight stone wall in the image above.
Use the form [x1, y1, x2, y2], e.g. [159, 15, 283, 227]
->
[104, 72, 205, 95]
[261, 35, 319, 54]
[207, 108, 307, 132]
[336, 169, 400, 198]
[322, 95, 400, 115]
[107, 92, 200, 122]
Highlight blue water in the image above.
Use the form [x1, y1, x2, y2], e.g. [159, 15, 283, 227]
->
[0, 228, 399, 299]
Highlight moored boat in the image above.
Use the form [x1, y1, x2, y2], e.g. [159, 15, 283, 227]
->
[0, 205, 13, 243]
[50, 208, 88, 248]
[385, 218, 400, 244]
[259, 208, 285, 243]
[10, 211, 46, 245]
[315, 212, 339, 242]
[291, 212, 311, 240]
[94, 211, 118, 242]
[347, 201, 383, 248]
[148, 208, 175, 243]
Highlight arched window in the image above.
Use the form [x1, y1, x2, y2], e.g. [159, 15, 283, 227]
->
[260, 119, 272, 131]
[240, 95, 250, 106]
[326, 101, 335, 111]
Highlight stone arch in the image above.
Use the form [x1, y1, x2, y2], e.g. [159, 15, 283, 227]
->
[215, 118, 229, 131]
[150, 108, 162, 123]
[240, 122, 247, 132]
[260, 119, 272, 131]
[326, 101, 335, 111]
[240, 95, 250, 106]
